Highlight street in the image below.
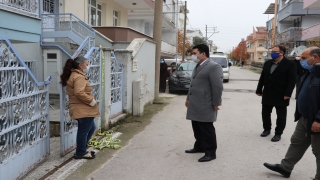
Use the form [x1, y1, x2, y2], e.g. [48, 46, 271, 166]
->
[75, 66, 315, 180]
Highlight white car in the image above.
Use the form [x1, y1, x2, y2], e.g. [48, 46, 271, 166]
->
[209, 54, 231, 83]
[163, 58, 187, 67]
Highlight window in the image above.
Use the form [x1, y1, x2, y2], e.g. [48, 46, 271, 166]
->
[177, 62, 196, 71]
[88, 0, 102, 26]
[113, 10, 119, 26]
[259, 44, 263, 47]
[43, 0, 55, 13]
[210, 57, 228, 68]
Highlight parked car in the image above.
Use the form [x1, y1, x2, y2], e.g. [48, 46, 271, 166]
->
[168, 61, 196, 93]
[164, 58, 187, 67]
[228, 59, 233, 66]
[209, 54, 232, 83]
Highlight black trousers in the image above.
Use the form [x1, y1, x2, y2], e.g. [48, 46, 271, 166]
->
[262, 105, 287, 135]
[192, 121, 217, 156]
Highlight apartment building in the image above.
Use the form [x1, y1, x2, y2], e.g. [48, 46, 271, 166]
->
[264, 0, 320, 55]
[246, 27, 268, 62]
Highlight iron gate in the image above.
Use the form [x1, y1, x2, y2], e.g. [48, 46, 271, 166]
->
[59, 44, 101, 156]
[110, 51, 124, 118]
[0, 36, 51, 179]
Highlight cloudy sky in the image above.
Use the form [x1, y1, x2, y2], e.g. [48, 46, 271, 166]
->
[185, 0, 274, 52]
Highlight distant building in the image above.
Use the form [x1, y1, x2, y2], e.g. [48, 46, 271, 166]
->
[246, 27, 268, 63]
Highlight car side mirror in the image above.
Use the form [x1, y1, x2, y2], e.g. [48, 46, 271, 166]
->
[228, 62, 232, 66]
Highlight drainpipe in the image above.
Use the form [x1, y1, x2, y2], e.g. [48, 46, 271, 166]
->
[272, 0, 278, 47]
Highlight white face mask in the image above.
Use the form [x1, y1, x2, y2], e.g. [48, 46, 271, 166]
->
[83, 66, 90, 74]
[192, 55, 200, 64]
[295, 57, 301, 61]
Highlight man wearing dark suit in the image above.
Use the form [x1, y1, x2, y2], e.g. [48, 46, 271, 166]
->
[256, 45, 296, 142]
[185, 44, 223, 162]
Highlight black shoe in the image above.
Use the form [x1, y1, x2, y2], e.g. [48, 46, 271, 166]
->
[185, 149, 204, 153]
[260, 130, 270, 137]
[198, 155, 216, 162]
[263, 163, 291, 178]
[271, 135, 281, 142]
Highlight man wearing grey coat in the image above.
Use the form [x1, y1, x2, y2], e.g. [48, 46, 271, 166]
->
[185, 44, 224, 162]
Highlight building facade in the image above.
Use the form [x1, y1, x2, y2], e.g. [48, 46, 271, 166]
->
[264, 0, 320, 55]
[246, 27, 268, 63]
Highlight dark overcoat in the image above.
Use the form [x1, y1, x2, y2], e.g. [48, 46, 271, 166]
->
[256, 57, 296, 106]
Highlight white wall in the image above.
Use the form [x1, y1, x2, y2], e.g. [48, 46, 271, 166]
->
[101, 40, 156, 127]
[128, 20, 145, 34]
[114, 39, 156, 114]
[162, 31, 177, 45]
[12, 43, 44, 81]
[302, 16, 320, 28]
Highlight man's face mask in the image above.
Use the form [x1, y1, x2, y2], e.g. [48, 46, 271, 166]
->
[300, 58, 314, 71]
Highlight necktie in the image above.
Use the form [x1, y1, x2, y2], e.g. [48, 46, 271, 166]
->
[196, 64, 200, 71]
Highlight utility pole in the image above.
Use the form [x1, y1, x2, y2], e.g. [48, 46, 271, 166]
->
[153, 0, 163, 99]
[271, 0, 278, 47]
[182, 1, 187, 61]
[205, 24, 207, 41]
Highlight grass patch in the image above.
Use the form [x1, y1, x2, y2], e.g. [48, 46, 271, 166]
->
[249, 67, 262, 74]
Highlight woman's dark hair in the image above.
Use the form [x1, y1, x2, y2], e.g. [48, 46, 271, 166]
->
[60, 56, 87, 86]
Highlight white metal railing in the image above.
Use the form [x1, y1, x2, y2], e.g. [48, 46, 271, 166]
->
[161, 41, 176, 55]
[163, 3, 174, 23]
[0, 0, 39, 17]
[42, 14, 95, 40]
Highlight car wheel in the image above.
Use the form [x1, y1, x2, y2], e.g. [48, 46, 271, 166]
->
[169, 88, 175, 94]
[171, 62, 176, 67]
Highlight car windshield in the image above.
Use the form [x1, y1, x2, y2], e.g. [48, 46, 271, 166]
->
[176, 62, 196, 71]
[210, 57, 228, 68]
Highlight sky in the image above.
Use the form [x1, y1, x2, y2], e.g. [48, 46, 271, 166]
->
[185, 0, 274, 53]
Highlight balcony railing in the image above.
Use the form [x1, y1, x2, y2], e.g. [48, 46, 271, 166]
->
[302, 23, 320, 40]
[247, 48, 254, 53]
[161, 41, 176, 55]
[276, 27, 303, 43]
[0, 0, 40, 18]
[163, 3, 175, 24]
[278, 1, 320, 22]
[303, 0, 318, 9]
[256, 46, 267, 52]
[93, 26, 153, 42]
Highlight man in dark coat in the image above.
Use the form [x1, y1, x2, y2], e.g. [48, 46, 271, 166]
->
[159, 59, 168, 93]
[256, 45, 296, 142]
[263, 47, 320, 180]
[185, 44, 223, 162]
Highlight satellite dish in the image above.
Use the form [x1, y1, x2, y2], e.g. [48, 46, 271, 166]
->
[246, 41, 250, 48]
[290, 45, 307, 56]
[262, 52, 268, 57]
[295, 46, 307, 54]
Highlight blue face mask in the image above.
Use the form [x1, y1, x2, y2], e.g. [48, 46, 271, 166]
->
[300, 59, 313, 71]
[271, 52, 280, 59]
